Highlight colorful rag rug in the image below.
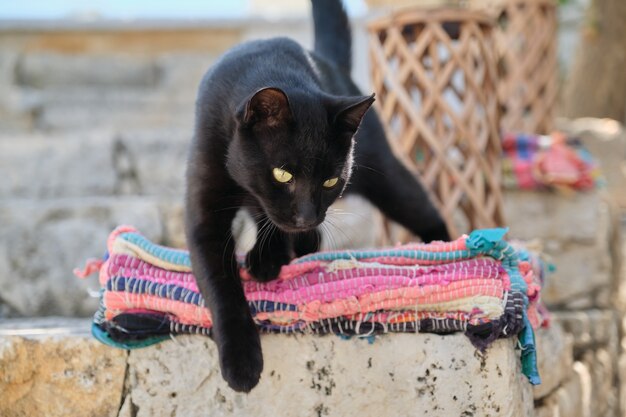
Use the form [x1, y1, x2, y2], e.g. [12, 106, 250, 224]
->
[75, 226, 548, 385]
[502, 131, 603, 191]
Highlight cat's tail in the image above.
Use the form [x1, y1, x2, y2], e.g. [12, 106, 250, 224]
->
[311, 0, 351, 73]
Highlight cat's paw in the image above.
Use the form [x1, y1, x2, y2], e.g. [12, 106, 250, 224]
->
[218, 323, 263, 393]
[420, 221, 451, 243]
[245, 249, 291, 282]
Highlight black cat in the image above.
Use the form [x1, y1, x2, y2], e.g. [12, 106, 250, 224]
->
[185, 0, 449, 393]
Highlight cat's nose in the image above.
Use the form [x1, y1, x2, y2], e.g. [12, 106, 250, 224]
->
[294, 203, 317, 228]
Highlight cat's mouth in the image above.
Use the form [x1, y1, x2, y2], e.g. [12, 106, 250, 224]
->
[277, 224, 319, 233]
[267, 215, 323, 233]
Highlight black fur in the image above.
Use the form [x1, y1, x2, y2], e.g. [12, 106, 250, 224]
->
[312, 0, 352, 73]
[185, 0, 449, 393]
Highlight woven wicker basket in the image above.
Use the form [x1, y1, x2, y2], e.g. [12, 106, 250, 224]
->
[471, 0, 559, 134]
[368, 7, 505, 239]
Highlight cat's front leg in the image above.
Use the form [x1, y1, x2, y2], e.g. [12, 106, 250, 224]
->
[246, 227, 293, 282]
[186, 201, 263, 392]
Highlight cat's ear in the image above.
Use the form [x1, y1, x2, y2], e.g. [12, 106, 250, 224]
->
[331, 93, 375, 134]
[237, 87, 293, 129]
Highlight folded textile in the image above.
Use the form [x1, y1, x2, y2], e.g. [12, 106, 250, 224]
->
[76, 226, 548, 385]
[502, 131, 602, 191]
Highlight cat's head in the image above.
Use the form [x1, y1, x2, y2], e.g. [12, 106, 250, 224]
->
[227, 87, 374, 232]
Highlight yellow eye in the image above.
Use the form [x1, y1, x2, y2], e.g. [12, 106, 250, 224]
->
[272, 167, 293, 183]
[323, 177, 339, 188]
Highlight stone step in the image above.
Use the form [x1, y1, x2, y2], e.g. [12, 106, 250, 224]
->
[0, 318, 539, 417]
[0, 196, 179, 316]
[16, 54, 161, 89]
[14, 52, 215, 93]
[503, 190, 617, 309]
[3, 53, 216, 132]
[31, 88, 195, 108]
[0, 129, 190, 199]
[36, 100, 194, 131]
[27, 83, 198, 131]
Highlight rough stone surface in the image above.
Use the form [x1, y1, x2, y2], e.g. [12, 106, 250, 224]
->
[535, 368, 585, 417]
[118, 130, 189, 197]
[0, 324, 127, 417]
[155, 53, 216, 93]
[0, 319, 538, 417]
[619, 351, 626, 417]
[16, 53, 161, 88]
[553, 310, 617, 354]
[0, 51, 38, 132]
[580, 348, 617, 416]
[536, 355, 619, 417]
[125, 334, 534, 417]
[159, 201, 187, 249]
[503, 190, 606, 245]
[533, 324, 573, 400]
[540, 243, 612, 307]
[36, 95, 193, 131]
[0, 316, 91, 335]
[0, 50, 17, 89]
[0, 129, 192, 199]
[0, 197, 164, 316]
[0, 131, 117, 198]
[573, 360, 594, 417]
[503, 190, 616, 308]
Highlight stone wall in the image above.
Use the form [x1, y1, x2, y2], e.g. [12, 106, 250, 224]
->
[503, 188, 624, 417]
[0, 318, 544, 417]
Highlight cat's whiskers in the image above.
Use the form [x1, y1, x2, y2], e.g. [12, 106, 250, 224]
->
[256, 217, 275, 261]
[319, 222, 337, 251]
[327, 207, 368, 222]
[324, 216, 357, 249]
[255, 218, 269, 251]
[221, 229, 236, 274]
[353, 163, 387, 177]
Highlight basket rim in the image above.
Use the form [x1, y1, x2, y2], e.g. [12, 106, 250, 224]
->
[367, 6, 496, 32]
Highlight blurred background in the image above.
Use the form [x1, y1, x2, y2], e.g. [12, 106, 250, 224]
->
[2, 1, 626, 416]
